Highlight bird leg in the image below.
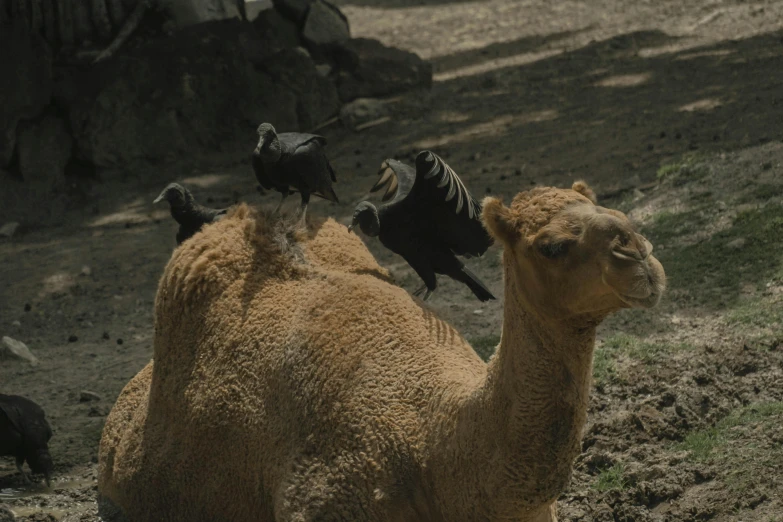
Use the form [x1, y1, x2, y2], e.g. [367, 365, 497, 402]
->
[274, 193, 288, 214]
[413, 285, 434, 301]
[298, 203, 309, 228]
[15, 456, 30, 485]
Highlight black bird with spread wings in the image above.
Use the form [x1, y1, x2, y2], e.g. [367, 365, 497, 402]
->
[252, 123, 339, 225]
[0, 394, 54, 487]
[153, 183, 228, 245]
[349, 151, 495, 302]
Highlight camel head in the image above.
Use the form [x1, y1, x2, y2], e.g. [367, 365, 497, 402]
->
[482, 181, 666, 321]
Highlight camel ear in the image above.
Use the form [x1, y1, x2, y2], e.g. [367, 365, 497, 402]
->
[482, 197, 519, 245]
[572, 181, 597, 205]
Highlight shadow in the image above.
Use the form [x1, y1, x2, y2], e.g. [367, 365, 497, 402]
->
[332, 0, 487, 9]
[432, 27, 595, 74]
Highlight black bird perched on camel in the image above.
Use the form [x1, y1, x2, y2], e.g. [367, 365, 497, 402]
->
[349, 151, 495, 302]
[153, 183, 228, 245]
[0, 394, 54, 487]
[252, 123, 339, 225]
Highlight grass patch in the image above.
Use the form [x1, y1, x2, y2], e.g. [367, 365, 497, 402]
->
[657, 153, 709, 185]
[643, 204, 783, 309]
[593, 334, 693, 386]
[594, 463, 627, 492]
[679, 402, 783, 462]
[726, 296, 783, 338]
[470, 335, 500, 362]
[738, 183, 782, 204]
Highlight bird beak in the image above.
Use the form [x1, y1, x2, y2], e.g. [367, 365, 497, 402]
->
[153, 194, 165, 204]
[347, 224, 355, 233]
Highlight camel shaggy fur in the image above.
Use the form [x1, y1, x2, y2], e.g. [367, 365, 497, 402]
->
[98, 182, 665, 522]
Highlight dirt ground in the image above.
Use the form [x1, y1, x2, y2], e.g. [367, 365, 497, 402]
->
[2, 0, 783, 520]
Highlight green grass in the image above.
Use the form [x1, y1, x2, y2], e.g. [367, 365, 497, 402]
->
[470, 335, 500, 362]
[656, 153, 710, 186]
[593, 334, 693, 385]
[594, 463, 627, 492]
[726, 296, 783, 329]
[679, 402, 783, 463]
[643, 204, 783, 309]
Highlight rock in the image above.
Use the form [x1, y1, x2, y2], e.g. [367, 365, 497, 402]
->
[0, 23, 53, 168]
[339, 98, 389, 131]
[246, 0, 274, 21]
[302, 0, 350, 48]
[0, 505, 15, 521]
[725, 237, 746, 250]
[1, 336, 39, 366]
[79, 390, 101, 402]
[272, 0, 313, 23]
[329, 38, 433, 102]
[68, 20, 299, 171]
[16, 113, 73, 194]
[0, 222, 20, 238]
[80, 265, 92, 276]
[263, 47, 340, 130]
[166, 0, 246, 28]
[251, 7, 301, 55]
[68, 335, 79, 343]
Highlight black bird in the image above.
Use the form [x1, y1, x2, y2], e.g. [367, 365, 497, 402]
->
[0, 394, 54, 487]
[153, 183, 228, 245]
[349, 151, 495, 302]
[252, 123, 339, 225]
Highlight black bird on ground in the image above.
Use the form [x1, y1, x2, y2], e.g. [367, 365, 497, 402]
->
[0, 394, 54, 487]
[252, 123, 339, 225]
[349, 151, 495, 302]
[153, 183, 228, 245]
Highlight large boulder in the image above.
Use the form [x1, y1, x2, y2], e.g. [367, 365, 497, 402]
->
[66, 20, 299, 172]
[301, 0, 350, 48]
[262, 47, 340, 130]
[250, 6, 302, 61]
[329, 38, 432, 102]
[17, 113, 73, 194]
[0, 23, 53, 168]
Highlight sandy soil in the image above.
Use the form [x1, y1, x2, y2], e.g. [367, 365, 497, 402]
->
[2, 0, 783, 520]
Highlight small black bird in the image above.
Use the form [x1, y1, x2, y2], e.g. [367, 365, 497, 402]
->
[252, 123, 339, 225]
[0, 394, 54, 487]
[153, 183, 228, 245]
[349, 151, 495, 302]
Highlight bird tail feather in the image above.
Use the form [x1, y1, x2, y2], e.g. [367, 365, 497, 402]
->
[458, 264, 496, 302]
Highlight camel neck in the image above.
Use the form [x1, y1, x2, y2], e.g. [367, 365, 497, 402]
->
[451, 262, 596, 518]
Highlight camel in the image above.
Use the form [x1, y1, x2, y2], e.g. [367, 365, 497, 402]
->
[97, 181, 665, 522]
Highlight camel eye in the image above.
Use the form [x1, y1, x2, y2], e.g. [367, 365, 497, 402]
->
[618, 234, 630, 247]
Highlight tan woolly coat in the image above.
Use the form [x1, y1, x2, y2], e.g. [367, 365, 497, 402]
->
[99, 184, 665, 522]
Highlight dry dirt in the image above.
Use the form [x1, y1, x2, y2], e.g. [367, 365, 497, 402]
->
[2, 0, 783, 520]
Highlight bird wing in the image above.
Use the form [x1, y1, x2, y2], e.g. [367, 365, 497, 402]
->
[286, 141, 339, 202]
[279, 132, 328, 150]
[370, 159, 416, 208]
[411, 151, 494, 257]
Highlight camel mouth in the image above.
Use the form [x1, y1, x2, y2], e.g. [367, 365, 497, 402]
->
[618, 290, 661, 309]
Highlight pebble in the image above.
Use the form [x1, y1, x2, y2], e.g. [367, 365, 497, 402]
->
[12, 320, 21, 327]
[1, 336, 39, 365]
[80, 265, 92, 276]
[0, 222, 20, 238]
[68, 335, 79, 343]
[725, 237, 746, 250]
[116, 338, 124, 345]
[24, 303, 31, 312]
[102, 331, 110, 340]
[79, 390, 101, 402]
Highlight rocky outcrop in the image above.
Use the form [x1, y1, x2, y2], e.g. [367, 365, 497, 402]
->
[67, 20, 300, 170]
[329, 38, 433, 102]
[0, 23, 53, 168]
